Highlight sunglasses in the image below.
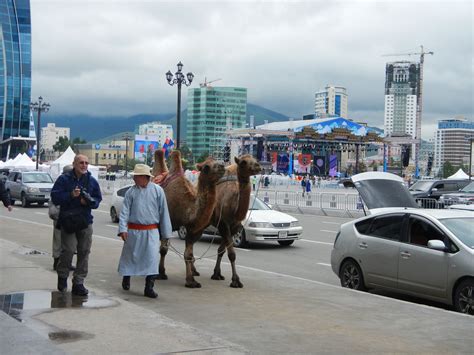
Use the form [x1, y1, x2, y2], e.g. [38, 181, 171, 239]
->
[78, 161, 89, 165]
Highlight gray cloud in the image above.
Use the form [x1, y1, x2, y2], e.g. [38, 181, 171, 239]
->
[31, 0, 472, 139]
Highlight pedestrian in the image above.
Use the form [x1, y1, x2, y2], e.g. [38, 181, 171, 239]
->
[49, 164, 76, 271]
[264, 176, 270, 188]
[301, 176, 307, 197]
[251, 175, 257, 190]
[305, 176, 312, 195]
[0, 177, 13, 212]
[51, 154, 102, 296]
[117, 164, 172, 298]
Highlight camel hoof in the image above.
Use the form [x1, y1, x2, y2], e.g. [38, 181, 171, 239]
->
[156, 273, 168, 280]
[185, 281, 202, 288]
[192, 270, 200, 276]
[230, 280, 243, 288]
[211, 274, 225, 280]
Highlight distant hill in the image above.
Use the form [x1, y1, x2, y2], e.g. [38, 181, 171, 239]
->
[43, 103, 291, 143]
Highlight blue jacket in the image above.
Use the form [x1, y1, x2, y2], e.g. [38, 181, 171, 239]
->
[51, 170, 102, 225]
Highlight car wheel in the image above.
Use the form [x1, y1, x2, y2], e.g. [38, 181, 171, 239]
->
[21, 193, 29, 208]
[278, 240, 294, 246]
[110, 207, 119, 223]
[454, 279, 474, 315]
[37, 202, 44, 207]
[232, 229, 248, 248]
[178, 226, 187, 240]
[339, 259, 367, 291]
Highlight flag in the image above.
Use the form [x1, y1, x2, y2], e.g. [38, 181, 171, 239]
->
[162, 138, 175, 158]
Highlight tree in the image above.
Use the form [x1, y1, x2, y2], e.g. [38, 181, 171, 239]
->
[177, 145, 195, 170]
[71, 137, 87, 153]
[442, 161, 456, 178]
[196, 152, 210, 164]
[53, 136, 71, 152]
[118, 158, 140, 172]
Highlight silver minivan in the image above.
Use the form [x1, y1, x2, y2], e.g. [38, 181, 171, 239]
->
[6, 171, 54, 207]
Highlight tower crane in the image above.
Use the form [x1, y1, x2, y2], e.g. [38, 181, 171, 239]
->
[382, 45, 434, 178]
[199, 77, 222, 89]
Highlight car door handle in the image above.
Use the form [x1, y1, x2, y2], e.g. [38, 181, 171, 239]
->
[358, 242, 368, 249]
[400, 251, 411, 259]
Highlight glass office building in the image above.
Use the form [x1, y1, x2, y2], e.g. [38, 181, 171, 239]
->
[187, 86, 247, 160]
[0, 0, 32, 159]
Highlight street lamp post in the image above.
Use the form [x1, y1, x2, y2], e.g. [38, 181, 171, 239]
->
[122, 133, 131, 178]
[166, 61, 194, 149]
[30, 96, 50, 171]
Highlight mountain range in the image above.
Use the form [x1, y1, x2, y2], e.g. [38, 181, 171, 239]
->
[42, 103, 291, 143]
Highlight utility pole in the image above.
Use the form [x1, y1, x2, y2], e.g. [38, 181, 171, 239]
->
[122, 133, 131, 178]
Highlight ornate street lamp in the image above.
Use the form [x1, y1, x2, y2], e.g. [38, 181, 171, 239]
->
[166, 61, 193, 149]
[30, 96, 50, 170]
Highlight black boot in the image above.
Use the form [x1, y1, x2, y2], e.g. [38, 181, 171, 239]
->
[53, 258, 59, 271]
[122, 276, 130, 290]
[57, 276, 67, 292]
[71, 283, 89, 296]
[144, 275, 157, 298]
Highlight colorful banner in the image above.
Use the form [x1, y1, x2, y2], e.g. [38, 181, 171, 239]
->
[313, 155, 326, 176]
[134, 135, 159, 163]
[329, 154, 338, 177]
[277, 153, 289, 173]
[296, 153, 312, 173]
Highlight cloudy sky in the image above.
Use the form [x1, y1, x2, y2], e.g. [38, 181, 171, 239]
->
[31, 0, 472, 139]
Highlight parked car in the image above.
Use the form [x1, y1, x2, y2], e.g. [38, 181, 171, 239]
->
[202, 194, 303, 247]
[439, 181, 474, 207]
[409, 179, 470, 207]
[110, 186, 303, 247]
[333, 172, 474, 315]
[5, 170, 54, 207]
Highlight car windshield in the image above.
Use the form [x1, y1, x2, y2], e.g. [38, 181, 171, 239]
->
[459, 182, 474, 193]
[409, 180, 433, 192]
[439, 218, 474, 249]
[23, 173, 53, 183]
[249, 196, 271, 210]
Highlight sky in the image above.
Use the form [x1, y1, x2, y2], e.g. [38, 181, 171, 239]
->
[31, 0, 473, 139]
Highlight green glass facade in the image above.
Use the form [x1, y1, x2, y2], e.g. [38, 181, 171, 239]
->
[187, 87, 247, 159]
[0, 0, 32, 158]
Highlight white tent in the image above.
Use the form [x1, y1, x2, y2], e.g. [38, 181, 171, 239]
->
[49, 147, 76, 179]
[49, 147, 99, 180]
[447, 169, 469, 180]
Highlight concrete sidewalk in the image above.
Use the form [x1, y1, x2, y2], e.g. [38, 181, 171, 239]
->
[0, 238, 246, 354]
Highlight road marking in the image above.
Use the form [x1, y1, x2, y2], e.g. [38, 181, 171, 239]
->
[106, 224, 117, 228]
[34, 212, 47, 215]
[0, 215, 53, 228]
[300, 239, 333, 245]
[317, 263, 331, 267]
[320, 229, 337, 233]
[322, 221, 341, 225]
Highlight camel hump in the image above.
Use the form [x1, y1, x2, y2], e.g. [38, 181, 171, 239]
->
[169, 150, 183, 174]
[153, 150, 168, 176]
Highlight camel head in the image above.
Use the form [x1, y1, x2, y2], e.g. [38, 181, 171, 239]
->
[152, 149, 168, 176]
[169, 150, 184, 173]
[196, 158, 225, 185]
[234, 154, 261, 178]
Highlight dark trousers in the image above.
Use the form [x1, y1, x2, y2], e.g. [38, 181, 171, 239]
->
[57, 224, 93, 285]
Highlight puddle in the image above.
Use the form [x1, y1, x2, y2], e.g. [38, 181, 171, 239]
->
[49, 330, 94, 343]
[14, 246, 48, 255]
[0, 290, 118, 322]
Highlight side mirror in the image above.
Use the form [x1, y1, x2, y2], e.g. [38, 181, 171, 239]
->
[427, 239, 447, 252]
[431, 188, 438, 192]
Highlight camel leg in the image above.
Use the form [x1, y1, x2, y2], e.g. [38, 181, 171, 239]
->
[227, 243, 243, 288]
[211, 239, 227, 281]
[184, 241, 201, 288]
[157, 239, 169, 280]
[211, 224, 230, 281]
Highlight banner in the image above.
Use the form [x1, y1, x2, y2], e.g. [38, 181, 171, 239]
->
[134, 135, 159, 163]
[277, 153, 289, 173]
[313, 155, 326, 176]
[329, 154, 338, 177]
[296, 153, 312, 173]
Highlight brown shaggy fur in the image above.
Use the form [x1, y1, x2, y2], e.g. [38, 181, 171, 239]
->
[210, 154, 261, 288]
[153, 150, 225, 288]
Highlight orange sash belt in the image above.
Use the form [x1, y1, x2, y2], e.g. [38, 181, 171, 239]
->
[127, 223, 159, 230]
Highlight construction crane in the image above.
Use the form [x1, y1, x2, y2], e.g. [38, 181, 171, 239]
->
[199, 77, 222, 89]
[382, 45, 434, 178]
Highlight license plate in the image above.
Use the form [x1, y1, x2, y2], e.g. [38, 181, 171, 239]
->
[278, 231, 288, 238]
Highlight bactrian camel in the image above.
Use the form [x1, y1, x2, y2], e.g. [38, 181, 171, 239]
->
[153, 150, 225, 288]
[210, 154, 261, 287]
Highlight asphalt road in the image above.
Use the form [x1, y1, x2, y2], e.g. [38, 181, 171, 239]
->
[1, 196, 472, 353]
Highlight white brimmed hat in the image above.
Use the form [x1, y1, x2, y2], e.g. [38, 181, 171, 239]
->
[130, 164, 153, 177]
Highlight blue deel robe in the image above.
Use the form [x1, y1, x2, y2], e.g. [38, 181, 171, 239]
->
[117, 182, 172, 276]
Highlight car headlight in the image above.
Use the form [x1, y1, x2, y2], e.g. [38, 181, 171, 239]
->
[248, 222, 273, 228]
[27, 187, 39, 193]
[290, 221, 300, 227]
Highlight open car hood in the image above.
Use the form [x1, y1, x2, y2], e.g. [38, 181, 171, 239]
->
[344, 172, 418, 211]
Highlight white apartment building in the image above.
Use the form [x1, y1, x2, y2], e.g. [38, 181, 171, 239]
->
[137, 122, 173, 147]
[314, 85, 348, 118]
[433, 118, 474, 175]
[41, 123, 70, 151]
